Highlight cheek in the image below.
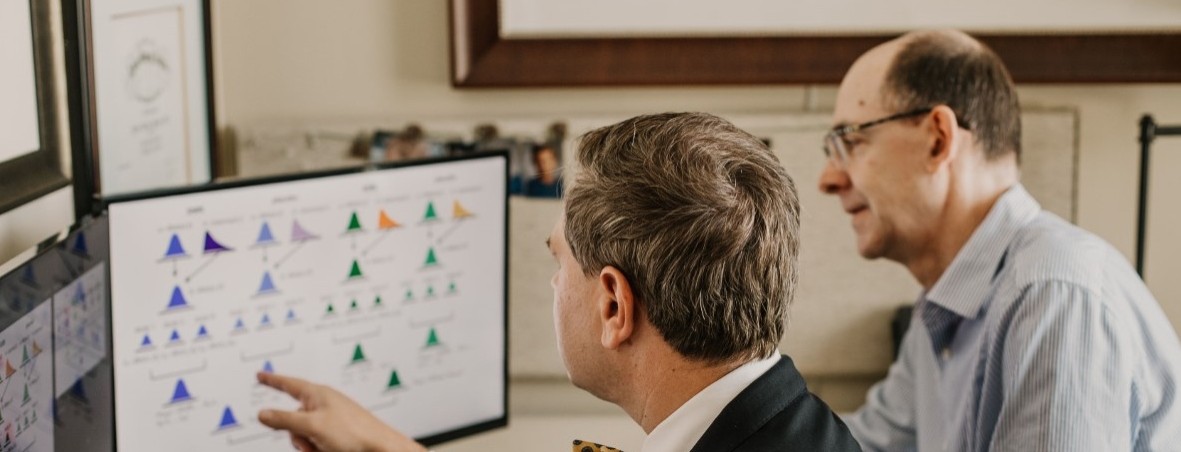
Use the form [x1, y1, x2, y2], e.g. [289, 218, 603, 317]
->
[552, 271, 576, 340]
[843, 157, 876, 195]
[551, 273, 564, 330]
[851, 160, 902, 208]
[553, 271, 592, 343]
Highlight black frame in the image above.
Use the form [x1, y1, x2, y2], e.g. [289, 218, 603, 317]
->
[63, 0, 219, 220]
[103, 152, 510, 449]
[0, 0, 71, 215]
[1135, 115, 1181, 277]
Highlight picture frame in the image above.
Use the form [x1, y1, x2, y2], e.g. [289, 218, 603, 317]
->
[0, 0, 71, 215]
[63, 0, 218, 218]
[450, 0, 1181, 87]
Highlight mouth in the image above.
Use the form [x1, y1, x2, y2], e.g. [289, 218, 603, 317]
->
[844, 205, 867, 216]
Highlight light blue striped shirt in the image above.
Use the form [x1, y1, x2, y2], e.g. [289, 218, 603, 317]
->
[846, 185, 1181, 452]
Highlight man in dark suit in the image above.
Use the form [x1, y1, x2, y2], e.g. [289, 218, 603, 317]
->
[256, 113, 860, 452]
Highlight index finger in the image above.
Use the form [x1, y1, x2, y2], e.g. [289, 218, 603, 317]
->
[257, 372, 315, 399]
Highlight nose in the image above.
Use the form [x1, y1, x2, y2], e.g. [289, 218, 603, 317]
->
[818, 158, 850, 195]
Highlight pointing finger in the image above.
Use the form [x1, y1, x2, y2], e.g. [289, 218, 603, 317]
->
[258, 408, 314, 437]
[257, 372, 314, 400]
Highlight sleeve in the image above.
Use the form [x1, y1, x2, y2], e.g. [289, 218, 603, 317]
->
[988, 280, 1134, 452]
[844, 314, 920, 452]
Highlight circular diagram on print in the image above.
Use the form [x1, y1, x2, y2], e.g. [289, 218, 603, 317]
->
[125, 39, 171, 103]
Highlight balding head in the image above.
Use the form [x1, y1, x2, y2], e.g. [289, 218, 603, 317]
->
[893, 30, 1021, 160]
[837, 30, 1021, 161]
[899, 29, 980, 50]
[823, 30, 1022, 272]
[833, 38, 902, 125]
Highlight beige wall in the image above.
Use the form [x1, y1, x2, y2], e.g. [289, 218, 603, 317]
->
[212, 4, 1180, 417]
[0, 187, 73, 262]
[213, 0, 1181, 329]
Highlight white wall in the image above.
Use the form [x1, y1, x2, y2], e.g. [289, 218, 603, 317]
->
[500, 0, 1181, 37]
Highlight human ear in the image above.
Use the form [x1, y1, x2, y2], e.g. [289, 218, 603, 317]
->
[926, 105, 960, 172]
[597, 266, 635, 349]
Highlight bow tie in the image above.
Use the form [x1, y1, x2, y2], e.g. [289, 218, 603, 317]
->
[573, 439, 624, 452]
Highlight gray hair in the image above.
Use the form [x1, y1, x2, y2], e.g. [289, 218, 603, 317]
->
[564, 112, 800, 363]
[886, 30, 1022, 161]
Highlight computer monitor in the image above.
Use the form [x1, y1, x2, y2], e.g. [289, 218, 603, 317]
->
[0, 248, 56, 451]
[106, 153, 508, 451]
[0, 214, 113, 452]
[52, 216, 114, 452]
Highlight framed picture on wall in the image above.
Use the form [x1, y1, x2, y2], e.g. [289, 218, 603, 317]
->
[0, 0, 71, 215]
[64, 0, 217, 217]
[450, 0, 1181, 87]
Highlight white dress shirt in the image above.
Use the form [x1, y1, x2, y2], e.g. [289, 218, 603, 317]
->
[642, 354, 781, 452]
[846, 185, 1181, 451]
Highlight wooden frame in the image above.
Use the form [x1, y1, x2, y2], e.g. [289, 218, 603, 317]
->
[0, 0, 71, 215]
[450, 0, 1181, 87]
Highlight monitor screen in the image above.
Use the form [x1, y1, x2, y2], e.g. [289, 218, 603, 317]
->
[52, 216, 113, 452]
[0, 215, 113, 452]
[107, 154, 508, 451]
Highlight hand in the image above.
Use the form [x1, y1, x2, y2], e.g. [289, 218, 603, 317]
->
[257, 372, 428, 452]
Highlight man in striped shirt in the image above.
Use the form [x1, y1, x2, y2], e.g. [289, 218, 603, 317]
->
[819, 29, 1181, 451]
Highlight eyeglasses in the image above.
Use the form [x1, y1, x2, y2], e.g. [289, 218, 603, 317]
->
[823, 107, 934, 167]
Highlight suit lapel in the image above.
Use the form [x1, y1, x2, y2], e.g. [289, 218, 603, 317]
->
[689, 355, 807, 452]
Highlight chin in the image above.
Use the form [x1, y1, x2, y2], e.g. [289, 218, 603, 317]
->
[560, 359, 588, 389]
[566, 366, 619, 403]
[568, 373, 606, 402]
[856, 237, 887, 260]
[857, 248, 883, 260]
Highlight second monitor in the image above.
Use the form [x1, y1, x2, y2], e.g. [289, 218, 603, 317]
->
[106, 154, 508, 451]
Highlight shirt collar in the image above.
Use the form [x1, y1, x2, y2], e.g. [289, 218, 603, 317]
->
[642, 355, 781, 452]
[925, 184, 1041, 319]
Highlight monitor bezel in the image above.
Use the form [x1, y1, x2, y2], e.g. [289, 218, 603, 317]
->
[102, 151, 510, 448]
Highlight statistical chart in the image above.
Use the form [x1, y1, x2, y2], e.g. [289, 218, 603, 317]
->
[109, 157, 506, 451]
[0, 302, 53, 452]
[53, 264, 108, 397]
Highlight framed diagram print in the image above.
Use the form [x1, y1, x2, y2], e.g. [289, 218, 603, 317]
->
[65, 0, 217, 215]
[450, 0, 1181, 87]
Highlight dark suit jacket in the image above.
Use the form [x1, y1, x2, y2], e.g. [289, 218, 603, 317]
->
[690, 355, 861, 452]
